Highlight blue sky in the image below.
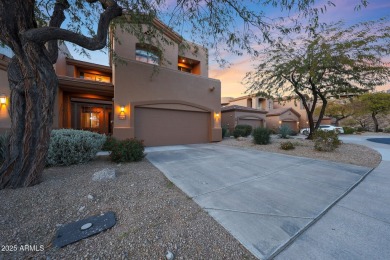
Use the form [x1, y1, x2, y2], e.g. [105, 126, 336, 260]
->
[68, 0, 390, 97]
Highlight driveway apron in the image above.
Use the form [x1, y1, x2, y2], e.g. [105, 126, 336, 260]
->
[146, 144, 371, 259]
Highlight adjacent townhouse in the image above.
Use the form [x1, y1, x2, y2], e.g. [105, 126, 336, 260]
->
[0, 17, 222, 146]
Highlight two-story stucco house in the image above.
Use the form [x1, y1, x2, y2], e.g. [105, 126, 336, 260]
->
[0, 17, 222, 146]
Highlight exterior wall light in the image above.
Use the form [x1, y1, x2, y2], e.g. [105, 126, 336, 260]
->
[0, 94, 6, 105]
[118, 105, 126, 120]
[278, 120, 282, 124]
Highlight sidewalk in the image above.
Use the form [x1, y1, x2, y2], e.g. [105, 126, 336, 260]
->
[276, 135, 390, 259]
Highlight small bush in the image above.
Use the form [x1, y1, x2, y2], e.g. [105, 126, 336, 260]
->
[222, 126, 228, 138]
[235, 124, 253, 137]
[110, 138, 145, 163]
[313, 130, 341, 152]
[343, 127, 355, 135]
[378, 129, 384, 132]
[46, 129, 106, 166]
[233, 128, 246, 138]
[0, 132, 9, 163]
[384, 127, 390, 133]
[278, 125, 292, 139]
[280, 141, 295, 150]
[253, 127, 271, 145]
[102, 136, 118, 151]
[225, 129, 230, 137]
[290, 130, 298, 136]
[357, 127, 368, 132]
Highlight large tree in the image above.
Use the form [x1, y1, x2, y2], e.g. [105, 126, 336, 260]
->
[358, 92, 390, 132]
[314, 100, 355, 126]
[244, 20, 390, 139]
[0, 0, 374, 188]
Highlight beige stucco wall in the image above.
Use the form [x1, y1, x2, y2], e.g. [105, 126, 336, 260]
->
[228, 96, 273, 111]
[274, 99, 308, 128]
[112, 58, 221, 143]
[266, 111, 300, 131]
[222, 110, 266, 133]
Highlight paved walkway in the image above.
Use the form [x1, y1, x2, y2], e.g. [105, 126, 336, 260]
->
[276, 135, 390, 259]
[146, 143, 373, 259]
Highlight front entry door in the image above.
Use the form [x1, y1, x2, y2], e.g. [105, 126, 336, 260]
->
[71, 102, 112, 135]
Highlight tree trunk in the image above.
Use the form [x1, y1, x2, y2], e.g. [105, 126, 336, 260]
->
[0, 43, 57, 188]
[372, 112, 379, 132]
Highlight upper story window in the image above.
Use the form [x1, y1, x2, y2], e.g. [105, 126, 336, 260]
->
[135, 43, 160, 65]
[79, 71, 111, 83]
[178, 56, 200, 75]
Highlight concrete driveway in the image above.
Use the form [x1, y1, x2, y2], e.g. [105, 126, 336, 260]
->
[276, 135, 390, 260]
[146, 143, 371, 259]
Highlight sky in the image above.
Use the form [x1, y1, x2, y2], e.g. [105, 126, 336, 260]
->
[66, 0, 390, 98]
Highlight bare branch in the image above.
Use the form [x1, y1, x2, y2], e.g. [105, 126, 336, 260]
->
[47, 0, 70, 64]
[23, 0, 122, 51]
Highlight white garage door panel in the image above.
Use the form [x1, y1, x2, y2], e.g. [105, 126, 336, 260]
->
[135, 108, 210, 146]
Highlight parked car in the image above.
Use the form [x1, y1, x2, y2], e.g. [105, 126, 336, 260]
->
[300, 125, 344, 135]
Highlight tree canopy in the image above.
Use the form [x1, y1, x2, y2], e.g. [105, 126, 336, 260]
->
[358, 92, 390, 132]
[244, 19, 390, 138]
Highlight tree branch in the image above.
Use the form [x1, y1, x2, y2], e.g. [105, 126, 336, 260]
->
[47, 0, 70, 64]
[23, 0, 122, 51]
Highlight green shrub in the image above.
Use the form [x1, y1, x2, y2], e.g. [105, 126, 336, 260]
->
[102, 136, 118, 151]
[343, 127, 355, 134]
[253, 127, 271, 145]
[384, 127, 390, 133]
[0, 132, 8, 163]
[278, 125, 292, 139]
[357, 127, 368, 132]
[280, 141, 295, 150]
[235, 124, 253, 137]
[110, 138, 145, 163]
[233, 128, 246, 138]
[313, 130, 341, 152]
[46, 129, 106, 166]
[290, 130, 298, 136]
[222, 125, 228, 138]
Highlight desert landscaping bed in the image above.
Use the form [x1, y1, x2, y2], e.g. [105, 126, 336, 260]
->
[0, 158, 255, 259]
[219, 135, 382, 168]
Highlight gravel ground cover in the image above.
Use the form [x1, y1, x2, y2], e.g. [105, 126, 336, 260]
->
[219, 134, 382, 168]
[0, 133, 384, 259]
[0, 158, 255, 259]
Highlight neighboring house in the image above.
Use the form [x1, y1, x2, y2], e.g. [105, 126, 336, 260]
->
[221, 94, 332, 132]
[221, 105, 267, 133]
[266, 107, 301, 132]
[0, 18, 222, 146]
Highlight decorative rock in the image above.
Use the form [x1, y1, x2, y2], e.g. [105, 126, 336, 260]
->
[166, 250, 174, 260]
[78, 206, 85, 212]
[92, 168, 116, 181]
[80, 223, 93, 230]
[87, 195, 94, 200]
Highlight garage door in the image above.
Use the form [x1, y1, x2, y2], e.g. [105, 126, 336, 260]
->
[135, 107, 210, 146]
[238, 118, 263, 130]
[281, 121, 297, 131]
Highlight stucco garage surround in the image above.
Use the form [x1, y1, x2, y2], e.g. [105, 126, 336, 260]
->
[135, 106, 210, 146]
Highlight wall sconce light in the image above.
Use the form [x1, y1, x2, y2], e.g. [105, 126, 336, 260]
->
[278, 120, 282, 124]
[0, 94, 6, 105]
[215, 112, 220, 117]
[118, 105, 126, 120]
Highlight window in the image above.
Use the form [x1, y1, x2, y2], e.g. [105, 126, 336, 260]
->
[79, 72, 111, 83]
[135, 44, 160, 65]
[178, 56, 200, 75]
